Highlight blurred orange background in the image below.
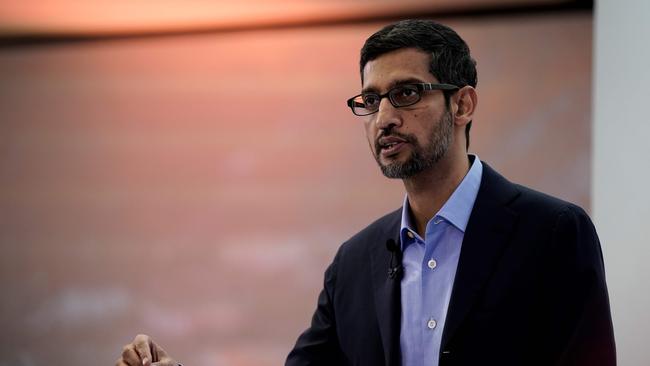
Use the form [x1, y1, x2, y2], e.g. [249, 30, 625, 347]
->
[0, 1, 592, 365]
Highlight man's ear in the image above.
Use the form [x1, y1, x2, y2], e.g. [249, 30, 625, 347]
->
[452, 86, 478, 127]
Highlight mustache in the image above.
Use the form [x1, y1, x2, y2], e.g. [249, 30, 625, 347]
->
[375, 131, 417, 155]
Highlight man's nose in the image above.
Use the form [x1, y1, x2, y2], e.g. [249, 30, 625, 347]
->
[374, 98, 402, 130]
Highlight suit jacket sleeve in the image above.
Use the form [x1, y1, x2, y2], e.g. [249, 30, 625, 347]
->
[286, 249, 346, 366]
[547, 205, 616, 365]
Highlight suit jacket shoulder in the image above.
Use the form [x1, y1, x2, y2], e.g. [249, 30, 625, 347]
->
[286, 208, 403, 366]
[442, 162, 615, 365]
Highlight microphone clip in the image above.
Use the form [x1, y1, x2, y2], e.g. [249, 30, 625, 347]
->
[386, 239, 403, 280]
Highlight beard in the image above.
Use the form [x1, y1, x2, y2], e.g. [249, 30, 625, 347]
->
[375, 110, 454, 179]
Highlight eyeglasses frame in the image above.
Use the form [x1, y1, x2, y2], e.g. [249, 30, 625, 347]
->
[346, 82, 460, 116]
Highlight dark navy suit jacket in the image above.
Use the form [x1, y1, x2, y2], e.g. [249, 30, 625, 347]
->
[286, 163, 616, 366]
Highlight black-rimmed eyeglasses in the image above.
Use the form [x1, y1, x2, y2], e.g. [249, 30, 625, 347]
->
[346, 83, 459, 116]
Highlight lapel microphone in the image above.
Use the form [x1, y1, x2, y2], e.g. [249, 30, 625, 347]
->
[386, 238, 403, 280]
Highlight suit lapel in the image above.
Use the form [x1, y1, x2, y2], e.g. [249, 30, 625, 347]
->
[369, 210, 402, 366]
[441, 163, 520, 349]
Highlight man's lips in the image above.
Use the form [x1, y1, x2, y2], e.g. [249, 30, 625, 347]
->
[377, 135, 409, 157]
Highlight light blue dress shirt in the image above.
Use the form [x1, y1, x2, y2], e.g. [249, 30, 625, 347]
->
[399, 155, 483, 366]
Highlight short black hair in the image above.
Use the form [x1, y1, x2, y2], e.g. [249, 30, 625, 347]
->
[360, 19, 477, 149]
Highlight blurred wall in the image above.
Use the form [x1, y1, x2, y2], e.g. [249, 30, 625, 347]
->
[0, 12, 593, 366]
[593, 0, 650, 364]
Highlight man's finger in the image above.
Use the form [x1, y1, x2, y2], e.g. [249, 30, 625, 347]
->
[121, 344, 141, 366]
[133, 334, 153, 366]
[150, 339, 169, 361]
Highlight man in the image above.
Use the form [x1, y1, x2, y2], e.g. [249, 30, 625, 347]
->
[285, 19, 615, 366]
[116, 19, 615, 366]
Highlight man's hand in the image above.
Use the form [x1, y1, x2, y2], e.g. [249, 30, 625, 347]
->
[116, 334, 179, 366]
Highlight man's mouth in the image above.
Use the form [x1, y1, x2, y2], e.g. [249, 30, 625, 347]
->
[377, 135, 409, 157]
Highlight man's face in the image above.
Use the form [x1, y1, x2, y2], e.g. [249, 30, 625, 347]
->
[361, 48, 453, 179]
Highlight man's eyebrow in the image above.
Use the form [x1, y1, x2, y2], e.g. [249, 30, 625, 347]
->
[361, 78, 426, 94]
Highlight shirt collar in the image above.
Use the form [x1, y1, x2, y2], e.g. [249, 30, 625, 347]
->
[400, 154, 483, 247]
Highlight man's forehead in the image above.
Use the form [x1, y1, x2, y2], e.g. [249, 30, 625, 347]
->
[361, 77, 427, 94]
[361, 48, 435, 91]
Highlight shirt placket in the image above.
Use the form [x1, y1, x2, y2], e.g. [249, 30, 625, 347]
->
[421, 217, 446, 366]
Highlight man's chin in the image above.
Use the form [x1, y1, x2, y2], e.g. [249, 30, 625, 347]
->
[379, 161, 417, 179]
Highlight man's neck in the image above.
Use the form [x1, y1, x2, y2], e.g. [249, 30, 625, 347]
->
[403, 154, 471, 237]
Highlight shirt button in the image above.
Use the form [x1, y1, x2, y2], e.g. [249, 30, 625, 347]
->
[407, 231, 414, 239]
[427, 259, 437, 269]
[427, 319, 437, 329]
[433, 218, 443, 225]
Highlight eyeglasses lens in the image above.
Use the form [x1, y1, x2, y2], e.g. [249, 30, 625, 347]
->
[390, 86, 420, 107]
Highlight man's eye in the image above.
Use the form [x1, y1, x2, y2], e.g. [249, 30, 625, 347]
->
[363, 95, 379, 106]
[398, 88, 416, 97]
